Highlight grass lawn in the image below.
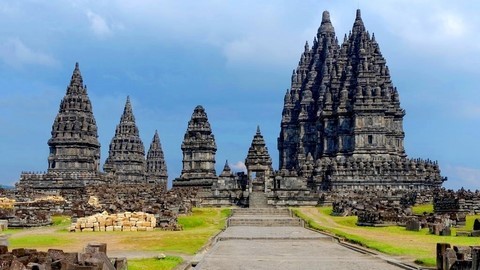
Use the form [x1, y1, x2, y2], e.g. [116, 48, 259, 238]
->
[128, 256, 183, 270]
[293, 206, 480, 267]
[4, 208, 231, 270]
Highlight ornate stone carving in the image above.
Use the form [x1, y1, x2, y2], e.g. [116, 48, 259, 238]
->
[173, 105, 217, 188]
[146, 130, 168, 188]
[103, 97, 146, 183]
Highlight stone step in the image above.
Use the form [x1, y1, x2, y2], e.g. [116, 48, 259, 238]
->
[232, 208, 291, 216]
[227, 216, 304, 227]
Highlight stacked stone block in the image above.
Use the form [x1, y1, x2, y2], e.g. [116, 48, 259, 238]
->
[70, 211, 156, 232]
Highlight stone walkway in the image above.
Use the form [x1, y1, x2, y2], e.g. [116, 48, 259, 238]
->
[193, 208, 415, 270]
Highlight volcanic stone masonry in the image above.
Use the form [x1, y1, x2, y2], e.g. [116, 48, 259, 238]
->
[277, 10, 444, 191]
[17, 63, 103, 190]
[172, 105, 218, 188]
[146, 130, 168, 189]
[103, 96, 146, 183]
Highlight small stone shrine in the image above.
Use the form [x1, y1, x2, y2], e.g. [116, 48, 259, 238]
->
[173, 105, 218, 189]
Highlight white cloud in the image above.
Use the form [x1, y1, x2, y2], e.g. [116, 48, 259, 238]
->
[230, 161, 247, 173]
[86, 11, 114, 38]
[0, 38, 58, 68]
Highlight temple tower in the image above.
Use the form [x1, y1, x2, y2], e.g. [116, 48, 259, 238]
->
[47, 63, 101, 173]
[173, 105, 217, 188]
[278, 11, 340, 170]
[277, 10, 443, 191]
[103, 97, 146, 183]
[245, 126, 273, 193]
[146, 130, 168, 189]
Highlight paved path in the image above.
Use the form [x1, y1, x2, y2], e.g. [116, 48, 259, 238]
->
[194, 209, 412, 270]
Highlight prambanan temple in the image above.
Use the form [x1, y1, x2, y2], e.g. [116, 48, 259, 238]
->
[16, 10, 445, 207]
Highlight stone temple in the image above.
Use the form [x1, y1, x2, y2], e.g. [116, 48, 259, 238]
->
[17, 63, 168, 191]
[277, 10, 443, 191]
[16, 10, 445, 208]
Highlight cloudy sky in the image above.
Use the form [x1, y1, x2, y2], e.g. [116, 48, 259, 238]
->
[0, 0, 479, 190]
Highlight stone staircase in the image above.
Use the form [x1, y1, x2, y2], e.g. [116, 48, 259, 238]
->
[248, 191, 268, 208]
[227, 208, 304, 227]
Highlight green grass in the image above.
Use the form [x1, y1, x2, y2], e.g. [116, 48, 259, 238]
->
[412, 204, 434, 215]
[115, 208, 231, 254]
[9, 234, 71, 248]
[293, 207, 480, 267]
[52, 215, 71, 226]
[128, 256, 183, 270]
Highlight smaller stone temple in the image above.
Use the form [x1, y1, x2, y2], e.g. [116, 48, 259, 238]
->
[173, 105, 218, 189]
[146, 130, 168, 189]
[103, 97, 146, 183]
[17, 63, 103, 190]
[245, 126, 273, 193]
[245, 126, 274, 207]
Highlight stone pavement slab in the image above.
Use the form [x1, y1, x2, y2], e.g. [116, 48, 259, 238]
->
[195, 226, 407, 270]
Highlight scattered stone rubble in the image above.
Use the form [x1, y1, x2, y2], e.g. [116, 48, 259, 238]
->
[436, 243, 480, 270]
[331, 190, 425, 226]
[70, 211, 156, 232]
[0, 243, 126, 270]
[434, 189, 480, 215]
[1, 184, 198, 230]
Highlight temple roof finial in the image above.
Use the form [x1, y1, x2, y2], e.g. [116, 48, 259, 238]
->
[121, 96, 135, 123]
[318, 10, 335, 34]
[256, 125, 261, 135]
[356, 9, 362, 20]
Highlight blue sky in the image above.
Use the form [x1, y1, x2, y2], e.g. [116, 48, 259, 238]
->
[0, 0, 479, 190]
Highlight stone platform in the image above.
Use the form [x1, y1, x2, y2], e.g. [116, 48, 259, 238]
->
[193, 208, 414, 270]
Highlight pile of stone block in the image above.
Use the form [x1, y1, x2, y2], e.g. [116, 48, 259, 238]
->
[69, 211, 156, 232]
[0, 243, 126, 270]
[436, 243, 480, 270]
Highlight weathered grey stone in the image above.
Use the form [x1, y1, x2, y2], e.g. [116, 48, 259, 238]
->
[145, 130, 168, 188]
[103, 97, 146, 183]
[173, 105, 217, 188]
[277, 9, 443, 192]
[405, 219, 420, 231]
[17, 63, 102, 190]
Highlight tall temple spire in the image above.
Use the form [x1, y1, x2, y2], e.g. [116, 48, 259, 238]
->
[48, 63, 100, 173]
[173, 105, 217, 188]
[146, 130, 168, 188]
[103, 96, 146, 183]
[278, 9, 340, 170]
